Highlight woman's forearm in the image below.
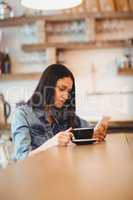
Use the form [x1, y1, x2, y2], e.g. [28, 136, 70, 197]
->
[28, 136, 58, 157]
[28, 130, 72, 157]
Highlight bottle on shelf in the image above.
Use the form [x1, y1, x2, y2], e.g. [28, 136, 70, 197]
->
[123, 48, 132, 69]
[2, 51, 11, 74]
[0, 52, 4, 75]
[131, 57, 133, 69]
[0, 1, 14, 20]
[56, 49, 65, 64]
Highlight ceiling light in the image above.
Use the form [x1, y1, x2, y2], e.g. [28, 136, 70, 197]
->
[21, 0, 82, 10]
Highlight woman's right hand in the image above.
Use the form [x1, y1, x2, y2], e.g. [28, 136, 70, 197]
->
[57, 127, 73, 146]
[29, 128, 73, 157]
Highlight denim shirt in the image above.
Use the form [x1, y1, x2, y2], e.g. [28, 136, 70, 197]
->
[11, 104, 90, 160]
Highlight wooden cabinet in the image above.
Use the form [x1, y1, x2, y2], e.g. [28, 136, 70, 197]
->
[129, 0, 133, 11]
[84, 0, 100, 12]
[0, 0, 133, 81]
[114, 0, 130, 12]
[99, 0, 115, 11]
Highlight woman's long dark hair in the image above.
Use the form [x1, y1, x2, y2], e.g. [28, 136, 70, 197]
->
[27, 64, 78, 128]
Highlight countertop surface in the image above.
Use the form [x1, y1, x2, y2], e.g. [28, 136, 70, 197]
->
[0, 133, 133, 200]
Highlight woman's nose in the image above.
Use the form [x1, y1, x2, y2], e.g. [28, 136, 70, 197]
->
[62, 92, 69, 100]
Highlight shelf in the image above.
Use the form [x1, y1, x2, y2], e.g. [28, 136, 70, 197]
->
[87, 91, 133, 95]
[0, 73, 41, 81]
[93, 11, 133, 20]
[22, 40, 133, 52]
[0, 14, 85, 27]
[118, 68, 133, 75]
[0, 12, 133, 27]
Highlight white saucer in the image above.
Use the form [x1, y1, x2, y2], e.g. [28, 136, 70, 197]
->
[71, 138, 97, 145]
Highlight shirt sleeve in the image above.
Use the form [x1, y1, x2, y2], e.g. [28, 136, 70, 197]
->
[76, 115, 90, 128]
[11, 108, 32, 161]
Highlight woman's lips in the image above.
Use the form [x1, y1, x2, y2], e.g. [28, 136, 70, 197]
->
[60, 99, 65, 104]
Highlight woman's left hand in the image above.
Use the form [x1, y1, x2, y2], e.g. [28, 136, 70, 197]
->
[93, 117, 110, 142]
[93, 126, 106, 142]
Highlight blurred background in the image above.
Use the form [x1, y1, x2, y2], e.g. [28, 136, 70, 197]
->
[0, 1, 133, 165]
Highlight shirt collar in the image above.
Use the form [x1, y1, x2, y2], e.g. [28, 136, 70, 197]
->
[34, 106, 68, 123]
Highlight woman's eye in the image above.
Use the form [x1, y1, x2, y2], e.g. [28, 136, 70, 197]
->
[59, 88, 65, 92]
[57, 86, 71, 93]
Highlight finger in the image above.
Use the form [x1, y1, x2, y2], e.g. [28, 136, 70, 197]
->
[59, 134, 70, 143]
[65, 128, 73, 138]
[100, 130, 107, 138]
[93, 130, 99, 138]
[67, 132, 73, 139]
[98, 134, 105, 142]
[95, 125, 105, 134]
[63, 133, 71, 139]
[93, 132, 104, 142]
[94, 126, 107, 137]
[59, 134, 69, 141]
[98, 134, 105, 139]
[99, 135, 105, 140]
[65, 127, 72, 133]
[58, 137, 68, 146]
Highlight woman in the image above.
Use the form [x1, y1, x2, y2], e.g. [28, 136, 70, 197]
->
[12, 64, 107, 161]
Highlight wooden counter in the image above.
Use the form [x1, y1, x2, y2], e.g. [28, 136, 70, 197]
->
[0, 133, 133, 200]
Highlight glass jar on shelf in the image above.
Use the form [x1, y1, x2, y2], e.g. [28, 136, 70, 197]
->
[131, 57, 133, 69]
[115, 57, 125, 70]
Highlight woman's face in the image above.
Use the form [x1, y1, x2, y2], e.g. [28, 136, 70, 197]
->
[54, 77, 73, 108]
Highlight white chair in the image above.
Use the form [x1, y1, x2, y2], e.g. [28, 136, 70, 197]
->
[0, 137, 13, 169]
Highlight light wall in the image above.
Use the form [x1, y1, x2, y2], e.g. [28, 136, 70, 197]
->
[0, 27, 133, 123]
[65, 48, 133, 121]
